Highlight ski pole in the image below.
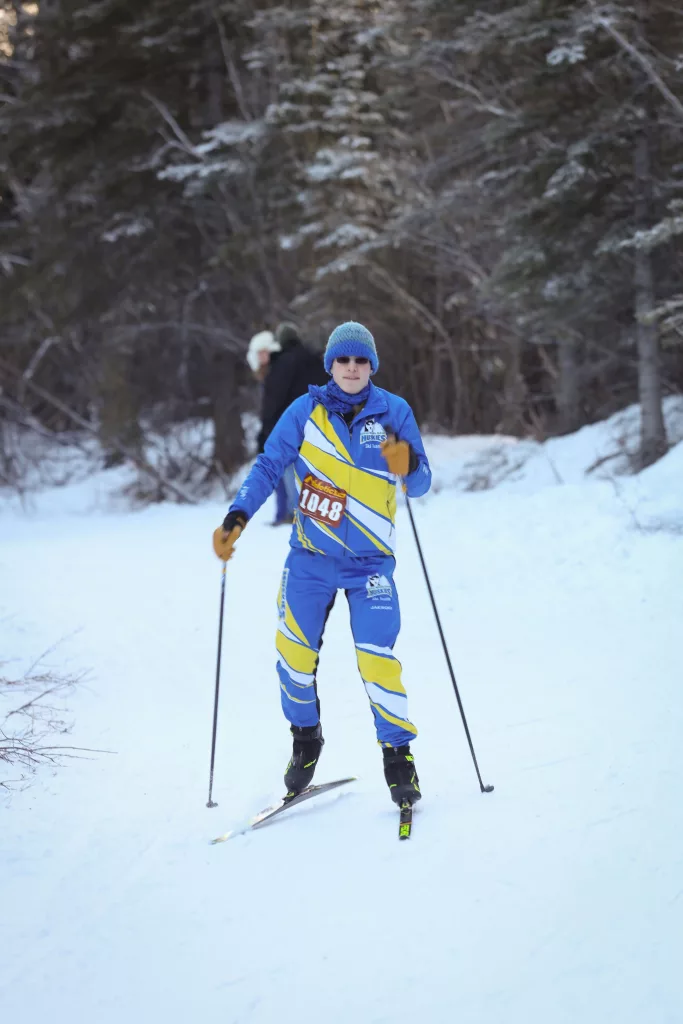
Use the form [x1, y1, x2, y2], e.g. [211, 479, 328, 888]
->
[206, 561, 227, 807]
[404, 493, 494, 794]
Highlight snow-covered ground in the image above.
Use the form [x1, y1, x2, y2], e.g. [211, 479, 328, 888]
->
[1, 403, 682, 1024]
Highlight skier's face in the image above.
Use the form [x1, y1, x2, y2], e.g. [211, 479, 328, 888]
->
[332, 356, 372, 394]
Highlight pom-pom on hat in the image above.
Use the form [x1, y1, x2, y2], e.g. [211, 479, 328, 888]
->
[324, 321, 378, 374]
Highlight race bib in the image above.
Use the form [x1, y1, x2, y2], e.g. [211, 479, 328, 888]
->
[298, 474, 347, 529]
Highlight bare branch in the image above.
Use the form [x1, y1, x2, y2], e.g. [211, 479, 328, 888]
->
[7, 683, 73, 718]
[0, 357, 198, 504]
[432, 67, 520, 120]
[590, 6, 683, 123]
[142, 90, 203, 158]
[0, 660, 96, 791]
[16, 335, 60, 404]
[368, 264, 453, 345]
[213, 11, 252, 122]
[111, 321, 244, 348]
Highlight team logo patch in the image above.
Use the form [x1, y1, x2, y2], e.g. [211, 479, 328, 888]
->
[360, 419, 387, 445]
[366, 573, 392, 600]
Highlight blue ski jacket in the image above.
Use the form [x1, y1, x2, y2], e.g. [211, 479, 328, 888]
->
[230, 383, 431, 559]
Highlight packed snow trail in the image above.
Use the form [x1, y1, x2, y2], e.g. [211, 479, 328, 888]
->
[1, 435, 682, 1024]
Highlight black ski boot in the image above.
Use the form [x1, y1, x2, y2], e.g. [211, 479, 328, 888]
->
[284, 723, 324, 797]
[383, 745, 422, 806]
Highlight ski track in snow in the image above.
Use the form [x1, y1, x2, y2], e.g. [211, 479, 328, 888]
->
[1, 429, 683, 1024]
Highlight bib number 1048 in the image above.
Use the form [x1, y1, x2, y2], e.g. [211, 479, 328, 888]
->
[298, 474, 346, 529]
[300, 489, 343, 521]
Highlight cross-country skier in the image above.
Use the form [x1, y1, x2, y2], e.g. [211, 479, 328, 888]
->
[213, 321, 432, 806]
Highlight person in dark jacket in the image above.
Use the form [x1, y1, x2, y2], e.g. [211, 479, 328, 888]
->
[246, 329, 289, 524]
[258, 322, 327, 520]
[257, 322, 328, 448]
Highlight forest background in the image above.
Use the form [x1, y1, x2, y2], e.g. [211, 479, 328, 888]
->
[2, 1, 682, 496]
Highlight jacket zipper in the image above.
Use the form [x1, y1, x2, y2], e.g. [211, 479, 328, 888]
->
[342, 413, 353, 557]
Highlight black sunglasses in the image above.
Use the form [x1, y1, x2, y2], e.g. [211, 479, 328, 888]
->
[336, 356, 370, 365]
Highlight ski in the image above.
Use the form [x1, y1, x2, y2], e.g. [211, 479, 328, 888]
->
[210, 777, 356, 844]
[398, 800, 413, 840]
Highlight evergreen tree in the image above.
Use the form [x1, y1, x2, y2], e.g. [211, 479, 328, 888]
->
[1, 0, 681, 493]
[400, 0, 683, 456]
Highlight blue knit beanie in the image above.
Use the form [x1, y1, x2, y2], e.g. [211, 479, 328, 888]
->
[324, 321, 379, 375]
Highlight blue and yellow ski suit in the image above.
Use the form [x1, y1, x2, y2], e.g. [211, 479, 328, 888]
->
[229, 382, 432, 747]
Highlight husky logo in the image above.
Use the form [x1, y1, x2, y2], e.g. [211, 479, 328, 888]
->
[366, 573, 392, 600]
[360, 419, 387, 446]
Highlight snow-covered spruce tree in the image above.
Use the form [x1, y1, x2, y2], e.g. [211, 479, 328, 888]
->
[243, 1, 413, 339]
[376, 1, 529, 432]
[0, 0, 260, 480]
[487, 1, 682, 463]
[393, 0, 683, 453]
[451, 0, 651, 435]
[149, 0, 463, 426]
[2, 0, 680, 476]
[588, 2, 683, 465]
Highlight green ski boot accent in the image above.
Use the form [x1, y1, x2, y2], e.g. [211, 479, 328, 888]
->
[284, 723, 324, 795]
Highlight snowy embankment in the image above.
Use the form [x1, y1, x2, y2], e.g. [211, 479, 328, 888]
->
[1, 400, 682, 1024]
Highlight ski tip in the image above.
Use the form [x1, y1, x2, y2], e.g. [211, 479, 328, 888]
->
[209, 833, 233, 845]
[212, 776, 358, 845]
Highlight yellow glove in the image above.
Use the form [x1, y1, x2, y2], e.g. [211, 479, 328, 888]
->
[212, 512, 246, 561]
[381, 437, 418, 477]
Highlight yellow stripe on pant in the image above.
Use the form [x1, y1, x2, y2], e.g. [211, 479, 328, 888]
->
[276, 631, 319, 677]
[355, 648, 417, 739]
[276, 547, 418, 746]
